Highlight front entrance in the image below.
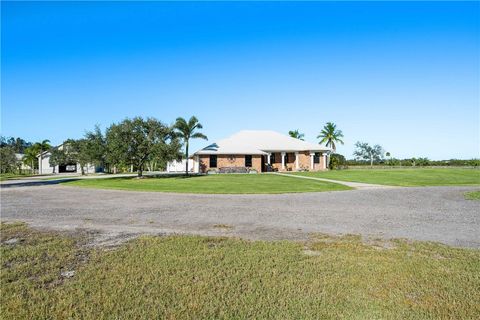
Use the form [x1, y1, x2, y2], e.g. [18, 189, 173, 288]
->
[261, 155, 267, 172]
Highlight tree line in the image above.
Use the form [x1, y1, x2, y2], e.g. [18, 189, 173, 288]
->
[49, 116, 206, 177]
[0, 116, 207, 177]
[287, 123, 479, 169]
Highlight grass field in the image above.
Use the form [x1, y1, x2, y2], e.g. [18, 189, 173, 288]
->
[294, 168, 480, 186]
[465, 191, 480, 200]
[62, 174, 351, 194]
[1, 222, 479, 319]
[0, 173, 35, 181]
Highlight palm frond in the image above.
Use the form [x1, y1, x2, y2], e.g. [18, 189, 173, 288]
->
[191, 132, 208, 140]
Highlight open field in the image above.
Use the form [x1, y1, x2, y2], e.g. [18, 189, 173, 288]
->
[1, 222, 479, 319]
[294, 168, 480, 186]
[62, 174, 351, 194]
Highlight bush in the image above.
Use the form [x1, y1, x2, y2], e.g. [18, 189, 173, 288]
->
[329, 153, 347, 170]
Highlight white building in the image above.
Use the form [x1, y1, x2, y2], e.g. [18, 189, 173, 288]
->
[166, 159, 194, 173]
[37, 144, 100, 175]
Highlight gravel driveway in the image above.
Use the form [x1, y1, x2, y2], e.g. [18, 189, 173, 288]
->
[1, 181, 479, 248]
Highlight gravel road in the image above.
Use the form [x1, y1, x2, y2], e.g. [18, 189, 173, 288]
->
[1, 181, 479, 248]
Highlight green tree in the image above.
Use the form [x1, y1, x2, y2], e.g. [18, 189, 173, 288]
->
[353, 142, 384, 167]
[83, 125, 106, 171]
[288, 130, 305, 140]
[0, 146, 18, 173]
[317, 122, 344, 152]
[23, 146, 40, 173]
[64, 139, 94, 175]
[329, 153, 347, 170]
[48, 147, 69, 174]
[34, 139, 51, 174]
[0, 136, 32, 153]
[173, 116, 208, 175]
[106, 117, 180, 177]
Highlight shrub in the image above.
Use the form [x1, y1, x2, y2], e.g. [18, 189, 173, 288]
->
[329, 153, 347, 170]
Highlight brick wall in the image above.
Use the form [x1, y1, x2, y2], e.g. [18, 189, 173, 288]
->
[198, 151, 327, 173]
[297, 151, 311, 170]
[199, 154, 262, 173]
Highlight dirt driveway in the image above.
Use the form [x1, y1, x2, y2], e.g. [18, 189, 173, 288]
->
[1, 181, 479, 248]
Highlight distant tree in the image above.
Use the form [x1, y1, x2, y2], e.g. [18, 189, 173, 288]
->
[353, 142, 384, 167]
[0, 146, 17, 173]
[416, 157, 430, 166]
[317, 122, 344, 152]
[106, 117, 180, 178]
[0, 136, 32, 153]
[34, 139, 51, 174]
[288, 130, 305, 140]
[173, 116, 208, 175]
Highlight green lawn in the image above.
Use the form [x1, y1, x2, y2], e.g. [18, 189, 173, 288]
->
[62, 174, 351, 194]
[465, 191, 480, 200]
[0, 173, 35, 181]
[294, 168, 480, 186]
[1, 222, 479, 319]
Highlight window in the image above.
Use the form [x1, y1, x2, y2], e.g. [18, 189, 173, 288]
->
[270, 153, 276, 163]
[210, 155, 217, 168]
[314, 152, 321, 164]
[245, 155, 252, 167]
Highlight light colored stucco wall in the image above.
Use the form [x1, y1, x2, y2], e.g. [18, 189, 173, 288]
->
[167, 159, 194, 173]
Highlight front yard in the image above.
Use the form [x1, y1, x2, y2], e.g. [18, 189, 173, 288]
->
[1, 222, 479, 319]
[62, 174, 351, 194]
[294, 168, 480, 186]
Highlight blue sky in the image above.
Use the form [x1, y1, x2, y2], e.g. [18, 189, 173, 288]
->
[1, 1, 479, 160]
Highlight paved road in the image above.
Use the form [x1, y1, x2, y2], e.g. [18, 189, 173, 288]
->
[1, 181, 479, 248]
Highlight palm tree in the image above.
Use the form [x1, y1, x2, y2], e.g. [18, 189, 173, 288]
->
[34, 139, 51, 174]
[173, 116, 207, 175]
[288, 129, 305, 140]
[317, 122, 344, 153]
[23, 146, 39, 174]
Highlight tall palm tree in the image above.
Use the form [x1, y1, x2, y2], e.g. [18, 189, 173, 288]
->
[317, 122, 344, 153]
[288, 129, 305, 140]
[173, 116, 207, 175]
[34, 139, 51, 174]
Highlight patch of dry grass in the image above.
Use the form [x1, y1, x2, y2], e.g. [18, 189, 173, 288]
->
[212, 224, 234, 229]
[1, 222, 479, 319]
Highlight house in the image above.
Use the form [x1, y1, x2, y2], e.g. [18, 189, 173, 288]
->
[191, 130, 331, 173]
[37, 144, 101, 175]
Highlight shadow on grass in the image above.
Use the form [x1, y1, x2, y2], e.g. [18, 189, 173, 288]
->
[0, 173, 206, 189]
[0, 178, 82, 189]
